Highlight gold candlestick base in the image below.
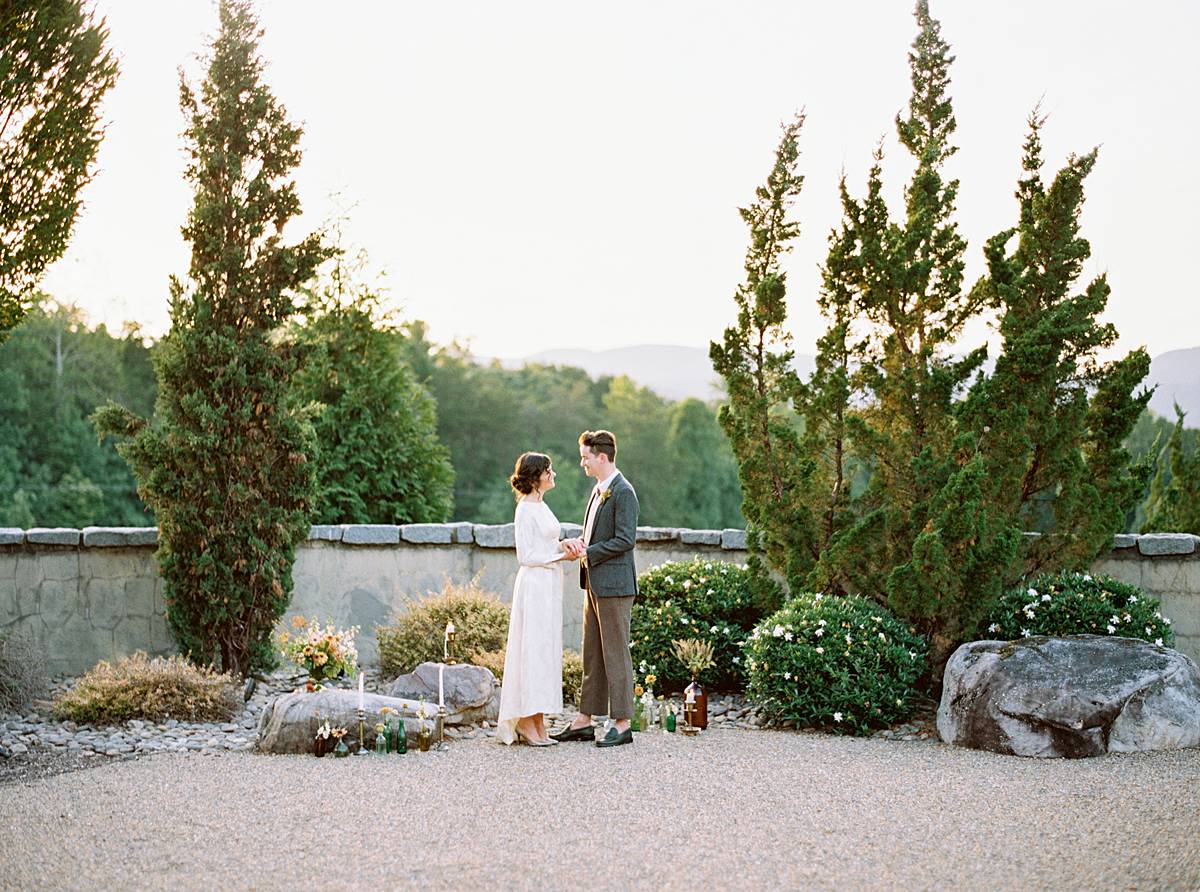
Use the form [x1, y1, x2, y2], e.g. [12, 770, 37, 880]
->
[355, 708, 369, 754]
[435, 703, 449, 751]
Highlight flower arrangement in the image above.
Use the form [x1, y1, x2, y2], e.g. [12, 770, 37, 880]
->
[277, 615, 360, 685]
[315, 717, 332, 740]
[672, 638, 715, 680]
[982, 571, 1174, 647]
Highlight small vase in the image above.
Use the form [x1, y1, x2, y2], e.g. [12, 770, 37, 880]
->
[395, 718, 408, 754]
[631, 698, 644, 732]
[684, 678, 708, 731]
[418, 723, 431, 752]
[314, 735, 329, 757]
[333, 738, 350, 758]
[374, 729, 388, 754]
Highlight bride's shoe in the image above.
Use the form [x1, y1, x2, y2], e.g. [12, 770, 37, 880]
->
[516, 726, 556, 747]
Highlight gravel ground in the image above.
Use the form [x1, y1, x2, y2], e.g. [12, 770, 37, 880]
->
[0, 729, 1197, 892]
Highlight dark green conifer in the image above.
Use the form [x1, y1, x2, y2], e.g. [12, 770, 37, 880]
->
[94, 0, 330, 675]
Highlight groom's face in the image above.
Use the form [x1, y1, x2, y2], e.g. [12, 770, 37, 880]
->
[579, 444, 606, 479]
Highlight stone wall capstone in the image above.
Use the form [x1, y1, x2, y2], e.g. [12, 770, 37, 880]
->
[2, 526, 1198, 674]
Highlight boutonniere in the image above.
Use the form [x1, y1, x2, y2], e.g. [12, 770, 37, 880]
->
[599, 489, 613, 505]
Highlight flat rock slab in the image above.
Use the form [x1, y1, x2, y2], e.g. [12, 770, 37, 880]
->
[473, 524, 515, 548]
[25, 528, 81, 546]
[81, 527, 158, 547]
[938, 635, 1200, 758]
[1136, 533, 1199, 556]
[388, 662, 498, 724]
[256, 689, 437, 753]
[342, 525, 400, 545]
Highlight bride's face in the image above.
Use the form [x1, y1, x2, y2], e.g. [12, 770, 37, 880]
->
[538, 466, 556, 493]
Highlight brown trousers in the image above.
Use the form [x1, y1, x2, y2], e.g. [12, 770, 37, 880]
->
[579, 586, 635, 720]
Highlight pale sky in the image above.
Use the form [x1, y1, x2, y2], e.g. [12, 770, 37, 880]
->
[41, 1, 1200, 361]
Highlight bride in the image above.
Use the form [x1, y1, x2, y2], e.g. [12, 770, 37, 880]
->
[496, 452, 582, 746]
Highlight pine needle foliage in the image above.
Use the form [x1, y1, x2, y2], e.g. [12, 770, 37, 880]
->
[713, 1, 1150, 668]
[93, 1, 331, 676]
[0, 0, 118, 342]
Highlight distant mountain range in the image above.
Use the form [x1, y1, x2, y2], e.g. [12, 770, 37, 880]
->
[505, 344, 1200, 419]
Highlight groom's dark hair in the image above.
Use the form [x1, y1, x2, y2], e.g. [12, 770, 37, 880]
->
[579, 429, 617, 462]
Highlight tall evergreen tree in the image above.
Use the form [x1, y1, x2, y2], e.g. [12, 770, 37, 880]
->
[1142, 406, 1200, 535]
[0, 0, 118, 342]
[291, 257, 454, 525]
[94, 0, 330, 675]
[715, 2, 1149, 667]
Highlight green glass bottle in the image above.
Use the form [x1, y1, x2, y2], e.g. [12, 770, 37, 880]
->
[659, 698, 670, 732]
[631, 697, 644, 732]
[666, 709, 676, 733]
[395, 718, 407, 754]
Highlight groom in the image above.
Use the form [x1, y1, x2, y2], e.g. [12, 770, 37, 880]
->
[552, 429, 639, 748]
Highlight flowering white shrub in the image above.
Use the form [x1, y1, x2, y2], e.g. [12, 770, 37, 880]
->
[982, 571, 1173, 647]
[743, 592, 927, 735]
[631, 558, 782, 690]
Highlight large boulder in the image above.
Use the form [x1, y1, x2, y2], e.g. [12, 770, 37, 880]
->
[938, 635, 1200, 758]
[256, 689, 435, 754]
[388, 662, 499, 724]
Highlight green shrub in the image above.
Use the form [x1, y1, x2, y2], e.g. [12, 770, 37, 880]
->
[0, 632, 48, 712]
[377, 577, 510, 678]
[983, 571, 1174, 646]
[472, 647, 584, 705]
[743, 593, 928, 735]
[631, 558, 782, 691]
[53, 652, 239, 724]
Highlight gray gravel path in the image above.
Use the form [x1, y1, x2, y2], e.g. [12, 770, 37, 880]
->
[1, 729, 1197, 891]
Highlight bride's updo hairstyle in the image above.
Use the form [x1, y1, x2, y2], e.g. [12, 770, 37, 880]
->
[510, 452, 551, 498]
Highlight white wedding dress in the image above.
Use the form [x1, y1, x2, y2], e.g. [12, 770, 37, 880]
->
[496, 498, 565, 745]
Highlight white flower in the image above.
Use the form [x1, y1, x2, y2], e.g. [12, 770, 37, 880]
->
[681, 617, 689, 625]
[710, 625, 719, 634]
[1083, 574, 1092, 581]
[1021, 628, 1031, 637]
[1124, 614, 1132, 623]
[783, 671, 791, 680]
[908, 650, 918, 660]
[1145, 627, 1152, 635]
[987, 623, 1000, 633]
[833, 712, 844, 722]
[1107, 624, 1116, 634]
[773, 624, 785, 638]
[816, 647, 824, 654]
[878, 632, 886, 642]
[1129, 595, 1138, 603]
[1041, 594, 1051, 602]
[1164, 617, 1172, 625]
[845, 634, 853, 645]
[665, 576, 674, 585]
[707, 589, 715, 596]
[682, 580, 692, 590]
[784, 632, 794, 641]
[1027, 588, 1038, 598]
[1110, 615, 1120, 625]
[818, 619, 827, 626]
[815, 628, 825, 638]
[1024, 610, 1036, 620]
[732, 657, 740, 664]
[1155, 638, 1163, 647]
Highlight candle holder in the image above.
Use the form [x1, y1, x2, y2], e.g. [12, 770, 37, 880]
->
[435, 703, 449, 750]
[355, 707, 370, 755]
[444, 621, 458, 665]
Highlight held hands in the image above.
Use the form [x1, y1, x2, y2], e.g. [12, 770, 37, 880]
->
[560, 538, 586, 561]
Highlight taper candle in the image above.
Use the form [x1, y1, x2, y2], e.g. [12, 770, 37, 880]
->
[358, 671, 364, 710]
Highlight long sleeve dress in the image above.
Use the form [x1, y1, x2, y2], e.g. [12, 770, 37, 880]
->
[496, 498, 565, 745]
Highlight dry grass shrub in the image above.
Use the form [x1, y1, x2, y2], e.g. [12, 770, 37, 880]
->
[377, 576, 511, 677]
[471, 647, 584, 705]
[0, 632, 48, 712]
[53, 652, 240, 724]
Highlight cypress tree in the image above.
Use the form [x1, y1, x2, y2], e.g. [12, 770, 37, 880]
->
[0, 0, 118, 342]
[94, 0, 330, 675]
[1142, 406, 1200, 535]
[715, 2, 1150, 668]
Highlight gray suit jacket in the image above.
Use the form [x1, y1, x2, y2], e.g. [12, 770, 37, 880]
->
[580, 473, 639, 597]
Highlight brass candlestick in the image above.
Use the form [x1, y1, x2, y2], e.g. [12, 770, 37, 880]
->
[444, 621, 457, 665]
[436, 703, 449, 751]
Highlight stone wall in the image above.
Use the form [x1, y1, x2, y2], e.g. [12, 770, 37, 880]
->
[2, 525, 1198, 674]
